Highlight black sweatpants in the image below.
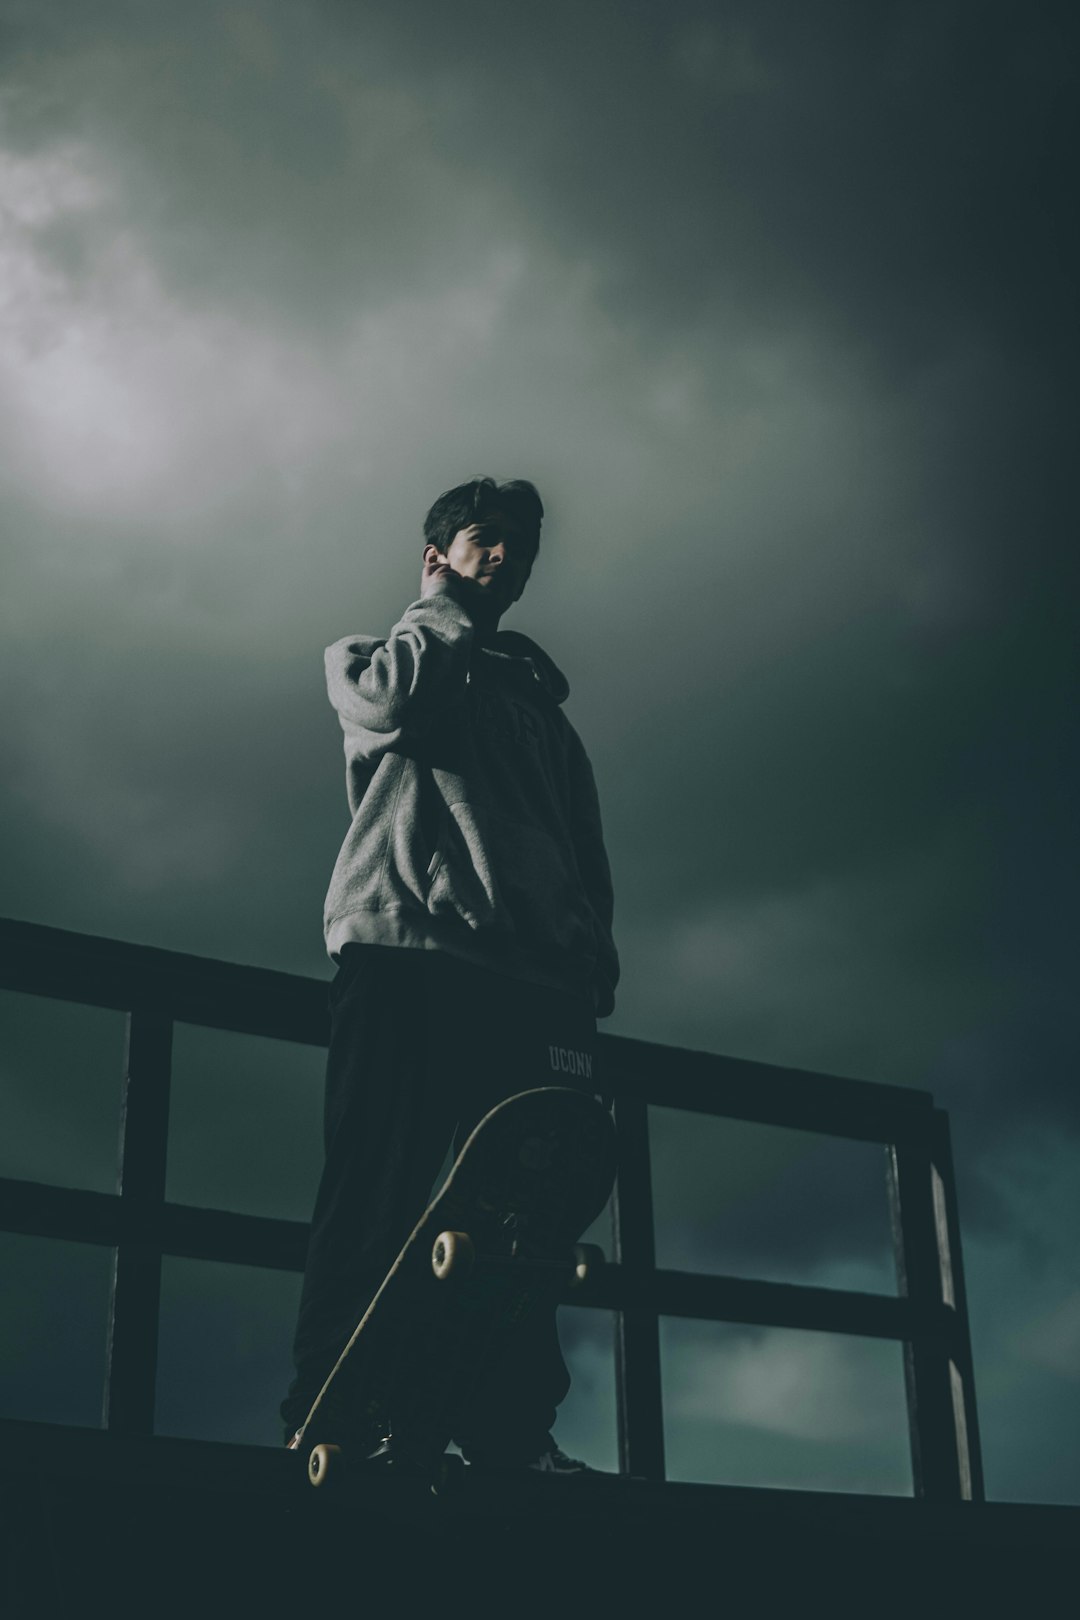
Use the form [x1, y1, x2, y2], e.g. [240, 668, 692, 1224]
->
[280, 943, 600, 1457]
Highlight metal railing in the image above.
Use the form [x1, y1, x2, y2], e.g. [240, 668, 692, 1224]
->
[0, 917, 983, 1498]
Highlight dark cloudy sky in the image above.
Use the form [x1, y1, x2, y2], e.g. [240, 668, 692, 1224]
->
[2, 1, 1077, 1501]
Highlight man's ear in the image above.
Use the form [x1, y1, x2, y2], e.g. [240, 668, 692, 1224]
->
[422, 542, 445, 566]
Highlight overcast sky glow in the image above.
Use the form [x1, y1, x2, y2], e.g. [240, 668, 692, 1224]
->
[1, 0, 1077, 1500]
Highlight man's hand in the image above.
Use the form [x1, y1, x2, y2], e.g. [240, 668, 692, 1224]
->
[420, 551, 489, 614]
[420, 551, 459, 598]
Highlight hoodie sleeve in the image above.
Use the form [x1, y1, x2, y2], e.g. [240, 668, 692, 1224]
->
[565, 722, 620, 1017]
[325, 586, 477, 760]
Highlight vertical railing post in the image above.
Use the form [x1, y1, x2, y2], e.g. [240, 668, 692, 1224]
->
[887, 1117, 982, 1500]
[928, 1107, 984, 1499]
[102, 1006, 173, 1434]
[612, 1095, 666, 1481]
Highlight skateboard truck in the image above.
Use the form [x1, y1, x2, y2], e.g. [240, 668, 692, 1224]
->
[307, 1438, 464, 1495]
[430, 1229, 605, 1287]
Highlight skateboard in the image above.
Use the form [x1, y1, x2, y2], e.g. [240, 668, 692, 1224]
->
[295, 1086, 618, 1490]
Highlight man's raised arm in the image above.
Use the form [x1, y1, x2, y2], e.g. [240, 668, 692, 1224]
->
[324, 557, 482, 752]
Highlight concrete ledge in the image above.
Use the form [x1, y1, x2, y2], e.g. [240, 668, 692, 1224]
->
[3, 1421, 1074, 1618]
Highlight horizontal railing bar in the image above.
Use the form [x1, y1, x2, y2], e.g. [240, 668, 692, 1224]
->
[0, 1179, 308, 1272]
[0, 1179, 123, 1247]
[1, 919, 931, 1138]
[161, 1204, 309, 1271]
[600, 1034, 931, 1144]
[0, 1176, 952, 1343]
[0, 919, 330, 1047]
[579, 1265, 936, 1340]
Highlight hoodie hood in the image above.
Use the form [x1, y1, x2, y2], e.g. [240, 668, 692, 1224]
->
[486, 630, 570, 705]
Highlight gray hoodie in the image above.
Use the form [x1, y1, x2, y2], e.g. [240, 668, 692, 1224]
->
[322, 582, 619, 1015]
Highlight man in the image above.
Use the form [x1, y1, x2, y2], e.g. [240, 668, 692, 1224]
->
[281, 476, 618, 1474]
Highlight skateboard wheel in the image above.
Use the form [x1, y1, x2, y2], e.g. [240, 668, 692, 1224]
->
[308, 1442, 343, 1488]
[432, 1229, 475, 1281]
[569, 1242, 605, 1288]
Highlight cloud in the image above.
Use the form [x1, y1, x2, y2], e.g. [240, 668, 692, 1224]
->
[1, 0, 1073, 1171]
[1, 0, 1072, 1113]
[613, 833, 997, 1079]
[663, 1320, 905, 1444]
[0, 137, 522, 528]
[0, 0, 1076, 1502]
[1014, 1295, 1080, 1383]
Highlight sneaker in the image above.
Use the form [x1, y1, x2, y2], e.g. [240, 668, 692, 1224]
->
[469, 1444, 601, 1477]
[525, 1446, 597, 1476]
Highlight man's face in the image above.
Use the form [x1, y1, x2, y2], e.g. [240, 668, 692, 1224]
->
[440, 509, 537, 610]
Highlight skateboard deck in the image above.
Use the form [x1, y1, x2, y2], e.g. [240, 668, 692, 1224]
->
[295, 1086, 617, 1488]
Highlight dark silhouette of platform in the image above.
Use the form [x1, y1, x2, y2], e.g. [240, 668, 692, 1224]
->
[3, 921, 1077, 1616]
[4, 1418, 1074, 1619]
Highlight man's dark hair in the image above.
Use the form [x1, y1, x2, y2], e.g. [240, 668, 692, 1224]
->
[423, 477, 544, 557]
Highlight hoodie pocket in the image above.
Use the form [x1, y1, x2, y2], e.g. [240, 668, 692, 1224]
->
[427, 803, 495, 929]
[428, 802, 589, 953]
